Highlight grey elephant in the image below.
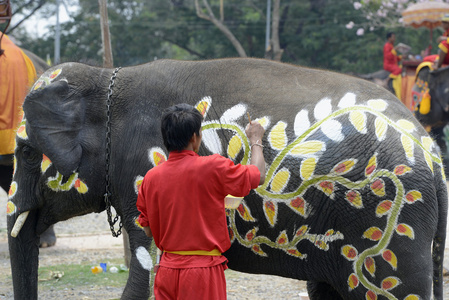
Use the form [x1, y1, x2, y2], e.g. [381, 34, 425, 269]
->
[8, 58, 447, 300]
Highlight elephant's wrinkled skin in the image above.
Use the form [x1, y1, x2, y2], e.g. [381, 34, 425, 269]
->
[7, 58, 447, 299]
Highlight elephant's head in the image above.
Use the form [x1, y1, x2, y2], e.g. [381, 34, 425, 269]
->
[7, 65, 108, 299]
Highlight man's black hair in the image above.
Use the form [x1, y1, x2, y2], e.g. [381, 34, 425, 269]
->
[386, 32, 395, 39]
[161, 103, 203, 152]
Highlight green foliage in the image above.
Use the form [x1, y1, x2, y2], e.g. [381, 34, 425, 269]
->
[8, 0, 444, 73]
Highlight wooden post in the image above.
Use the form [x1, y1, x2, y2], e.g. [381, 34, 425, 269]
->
[98, 0, 113, 68]
[98, 0, 131, 268]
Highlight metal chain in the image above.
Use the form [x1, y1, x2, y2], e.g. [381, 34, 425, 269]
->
[104, 67, 122, 237]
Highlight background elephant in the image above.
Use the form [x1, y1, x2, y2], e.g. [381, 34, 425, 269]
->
[8, 58, 447, 300]
[0, 35, 54, 247]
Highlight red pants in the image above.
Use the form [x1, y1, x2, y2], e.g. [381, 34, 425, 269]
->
[154, 263, 227, 300]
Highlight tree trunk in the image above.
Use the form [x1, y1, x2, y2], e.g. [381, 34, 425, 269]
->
[98, 0, 113, 68]
[271, 0, 283, 61]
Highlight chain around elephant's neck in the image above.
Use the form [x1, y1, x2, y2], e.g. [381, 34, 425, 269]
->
[104, 67, 122, 237]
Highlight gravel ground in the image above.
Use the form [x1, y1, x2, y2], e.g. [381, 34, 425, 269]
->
[1, 186, 449, 300]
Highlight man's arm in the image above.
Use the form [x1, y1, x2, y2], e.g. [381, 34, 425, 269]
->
[245, 121, 266, 185]
[143, 226, 153, 238]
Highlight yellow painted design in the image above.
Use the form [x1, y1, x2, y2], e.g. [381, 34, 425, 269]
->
[345, 190, 363, 208]
[276, 230, 289, 245]
[290, 141, 324, 156]
[285, 248, 305, 258]
[374, 117, 387, 140]
[6, 201, 16, 215]
[370, 179, 385, 197]
[421, 136, 433, 151]
[268, 122, 287, 150]
[400, 135, 414, 160]
[382, 249, 398, 270]
[424, 152, 434, 173]
[49, 68, 62, 80]
[135, 218, 143, 229]
[264, 200, 277, 226]
[236, 202, 255, 222]
[152, 151, 166, 166]
[365, 155, 377, 176]
[404, 295, 419, 300]
[271, 168, 290, 193]
[367, 99, 387, 111]
[405, 190, 422, 204]
[363, 227, 383, 241]
[348, 273, 359, 290]
[245, 228, 257, 241]
[17, 124, 28, 139]
[381, 276, 400, 291]
[366, 290, 378, 300]
[41, 154, 52, 173]
[333, 159, 356, 175]
[74, 179, 88, 194]
[227, 135, 242, 159]
[251, 244, 267, 257]
[255, 116, 269, 128]
[395, 223, 415, 239]
[393, 165, 411, 176]
[295, 225, 308, 236]
[364, 257, 376, 277]
[195, 97, 211, 118]
[396, 119, 415, 132]
[8, 181, 17, 198]
[134, 176, 144, 195]
[300, 157, 316, 180]
[317, 181, 334, 197]
[13, 157, 17, 175]
[342, 245, 358, 260]
[349, 111, 366, 133]
[289, 197, 306, 217]
[376, 200, 393, 217]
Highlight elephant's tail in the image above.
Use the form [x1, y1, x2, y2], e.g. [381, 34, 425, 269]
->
[432, 171, 448, 300]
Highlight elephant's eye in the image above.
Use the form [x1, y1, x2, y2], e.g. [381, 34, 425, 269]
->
[22, 147, 40, 163]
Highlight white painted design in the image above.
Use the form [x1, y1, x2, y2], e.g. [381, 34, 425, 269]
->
[220, 104, 247, 123]
[255, 116, 271, 130]
[148, 147, 167, 167]
[294, 110, 310, 137]
[321, 120, 344, 142]
[136, 246, 153, 271]
[314, 98, 332, 121]
[338, 93, 357, 108]
[134, 175, 144, 195]
[202, 127, 222, 154]
[367, 99, 387, 111]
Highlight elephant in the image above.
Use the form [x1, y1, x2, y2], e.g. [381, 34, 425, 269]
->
[0, 37, 54, 247]
[7, 58, 447, 300]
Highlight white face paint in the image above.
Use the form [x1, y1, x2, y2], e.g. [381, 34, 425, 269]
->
[136, 246, 153, 271]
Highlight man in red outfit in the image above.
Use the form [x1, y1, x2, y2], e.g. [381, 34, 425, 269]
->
[136, 103, 266, 299]
[383, 32, 402, 99]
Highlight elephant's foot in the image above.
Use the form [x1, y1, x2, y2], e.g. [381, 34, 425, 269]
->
[39, 225, 57, 248]
[307, 281, 343, 300]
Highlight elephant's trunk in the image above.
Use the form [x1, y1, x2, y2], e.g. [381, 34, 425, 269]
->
[7, 210, 39, 299]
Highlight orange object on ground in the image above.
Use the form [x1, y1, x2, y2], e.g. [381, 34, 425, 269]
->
[0, 34, 36, 155]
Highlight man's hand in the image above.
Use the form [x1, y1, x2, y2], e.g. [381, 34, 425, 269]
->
[245, 121, 265, 145]
[143, 226, 153, 238]
[245, 121, 266, 185]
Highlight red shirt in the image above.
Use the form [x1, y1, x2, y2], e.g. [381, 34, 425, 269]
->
[137, 150, 260, 264]
[383, 42, 402, 75]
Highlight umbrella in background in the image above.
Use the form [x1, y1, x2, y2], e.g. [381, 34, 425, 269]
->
[402, 1, 449, 47]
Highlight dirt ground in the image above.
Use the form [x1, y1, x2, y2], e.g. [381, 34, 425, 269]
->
[1, 187, 449, 299]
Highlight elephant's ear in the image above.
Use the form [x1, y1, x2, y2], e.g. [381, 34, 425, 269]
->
[23, 80, 85, 177]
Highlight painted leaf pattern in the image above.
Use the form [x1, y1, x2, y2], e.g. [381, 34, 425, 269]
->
[295, 225, 308, 236]
[404, 295, 420, 300]
[8, 181, 17, 199]
[381, 276, 400, 291]
[365, 155, 377, 176]
[345, 190, 363, 208]
[401, 134, 414, 162]
[370, 179, 385, 196]
[245, 228, 257, 241]
[321, 119, 344, 142]
[374, 117, 387, 141]
[363, 227, 383, 241]
[220, 104, 247, 123]
[349, 111, 367, 134]
[195, 96, 211, 117]
[364, 257, 376, 276]
[264, 200, 277, 226]
[268, 121, 287, 150]
[285, 248, 305, 258]
[393, 165, 412, 176]
[276, 230, 289, 245]
[6, 201, 16, 215]
[290, 141, 325, 156]
[348, 273, 359, 290]
[227, 135, 242, 160]
[41, 154, 52, 173]
[396, 119, 415, 132]
[314, 98, 332, 120]
[294, 110, 310, 137]
[366, 290, 377, 300]
[317, 181, 334, 197]
[332, 159, 356, 175]
[342, 245, 358, 261]
[376, 200, 393, 217]
[74, 179, 88, 194]
[288, 197, 307, 217]
[300, 157, 316, 180]
[236, 202, 255, 222]
[367, 99, 387, 111]
[251, 244, 267, 257]
[396, 223, 415, 239]
[382, 249, 398, 270]
[271, 168, 290, 193]
[405, 190, 422, 204]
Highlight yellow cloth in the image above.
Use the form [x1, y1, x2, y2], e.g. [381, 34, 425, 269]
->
[164, 249, 222, 256]
[0, 35, 37, 155]
[389, 73, 402, 100]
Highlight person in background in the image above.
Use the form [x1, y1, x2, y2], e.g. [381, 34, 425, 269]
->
[383, 32, 402, 99]
[437, 14, 449, 43]
[136, 103, 266, 300]
[436, 15, 449, 70]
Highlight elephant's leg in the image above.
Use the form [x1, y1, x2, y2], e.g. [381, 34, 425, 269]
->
[0, 164, 13, 192]
[430, 126, 449, 177]
[39, 224, 56, 248]
[120, 222, 153, 300]
[307, 281, 343, 300]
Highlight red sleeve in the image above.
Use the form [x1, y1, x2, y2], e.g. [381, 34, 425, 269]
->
[136, 178, 150, 227]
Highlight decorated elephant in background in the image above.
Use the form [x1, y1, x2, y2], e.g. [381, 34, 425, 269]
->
[7, 58, 447, 299]
[0, 35, 56, 247]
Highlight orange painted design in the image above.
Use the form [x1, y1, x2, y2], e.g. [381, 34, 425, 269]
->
[333, 160, 355, 174]
[393, 165, 412, 176]
[381, 277, 400, 291]
[382, 250, 398, 269]
[153, 152, 166, 166]
[276, 231, 289, 245]
[404, 294, 419, 300]
[370, 179, 385, 196]
[318, 181, 334, 196]
[229, 228, 235, 242]
[296, 225, 308, 236]
[365, 155, 377, 176]
[345, 190, 362, 208]
[6, 201, 16, 215]
[49, 69, 62, 79]
[364, 257, 376, 276]
[342, 245, 358, 260]
[363, 227, 383, 241]
[196, 101, 209, 116]
[74, 179, 88, 194]
[405, 190, 422, 203]
[251, 244, 267, 257]
[348, 273, 359, 290]
[396, 223, 415, 239]
[8, 182, 17, 198]
[289, 197, 305, 215]
[236, 203, 255, 221]
[376, 200, 393, 217]
[33, 80, 43, 90]
[286, 248, 304, 258]
[366, 290, 377, 300]
[264, 200, 277, 225]
[246, 228, 257, 241]
[74, 179, 80, 188]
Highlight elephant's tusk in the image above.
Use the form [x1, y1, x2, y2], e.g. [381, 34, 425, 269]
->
[11, 211, 30, 238]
